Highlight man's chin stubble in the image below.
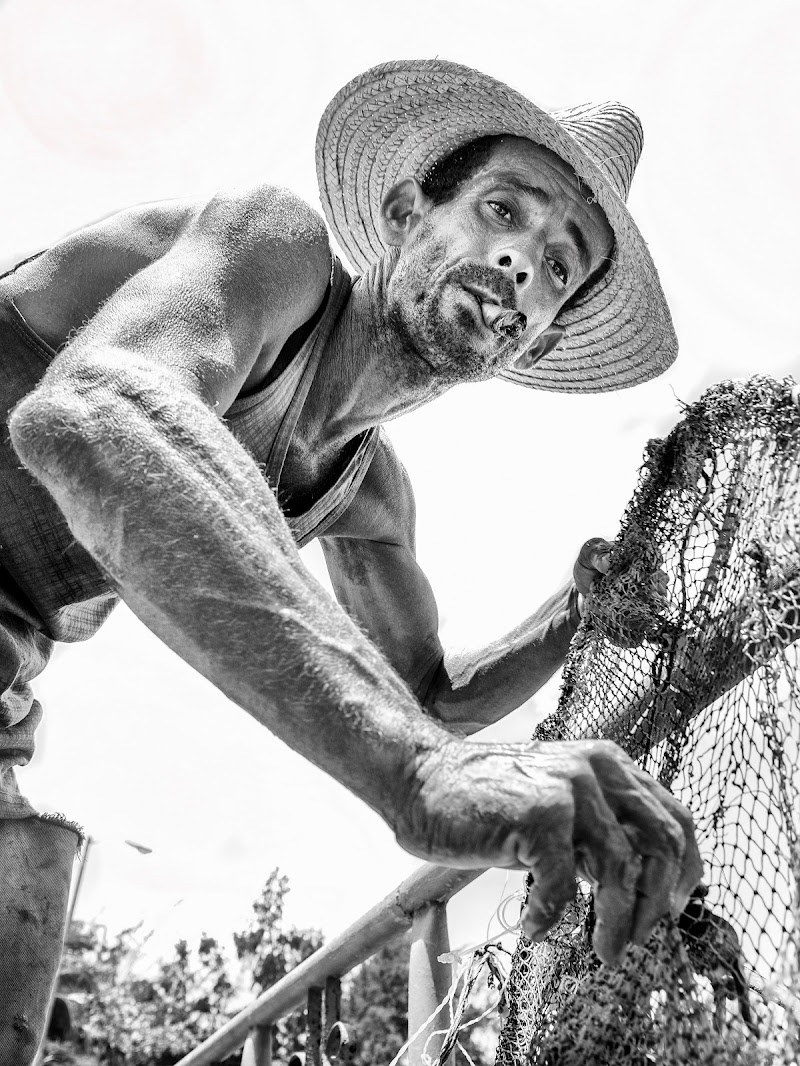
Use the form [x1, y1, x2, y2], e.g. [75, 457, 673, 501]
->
[386, 290, 521, 387]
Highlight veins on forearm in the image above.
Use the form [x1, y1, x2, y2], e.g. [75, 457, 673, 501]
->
[9, 363, 450, 821]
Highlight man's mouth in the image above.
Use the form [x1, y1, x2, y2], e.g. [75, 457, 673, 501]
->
[478, 301, 527, 339]
[462, 286, 527, 340]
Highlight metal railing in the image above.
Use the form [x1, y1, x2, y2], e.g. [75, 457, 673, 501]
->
[174, 863, 488, 1066]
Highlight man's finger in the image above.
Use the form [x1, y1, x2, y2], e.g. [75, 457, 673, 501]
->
[575, 804, 642, 965]
[584, 745, 702, 935]
[630, 768, 704, 913]
[584, 748, 684, 941]
[630, 853, 679, 944]
[574, 538, 615, 596]
[523, 845, 578, 944]
[577, 537, 614, 575]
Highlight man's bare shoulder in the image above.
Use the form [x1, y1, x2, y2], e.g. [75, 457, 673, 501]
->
[196, 184, 329, 251]
[75, 184, 331, 290]
[58, 184, 328, 256]
[11, 186, 332, 351]
[189, 185, 332, 319]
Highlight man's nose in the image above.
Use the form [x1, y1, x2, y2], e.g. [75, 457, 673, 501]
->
[492, 247, 534, 292]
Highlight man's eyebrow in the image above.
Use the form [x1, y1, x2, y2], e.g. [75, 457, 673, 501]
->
[497, 176, 552, 206]
[565, 219, 591, 276]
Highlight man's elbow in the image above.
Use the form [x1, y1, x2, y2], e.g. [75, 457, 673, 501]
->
[10, 365, 90, 485]
[13, 348, 117, 467]
[9, 352, 189, 558]
[416, 659, 504, 737]
[422, 698, 499, 738]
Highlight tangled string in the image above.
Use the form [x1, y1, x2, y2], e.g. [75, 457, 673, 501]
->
[495, 376, 800, 1066]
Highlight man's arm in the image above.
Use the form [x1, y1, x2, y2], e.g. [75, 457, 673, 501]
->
[8, 188, 701, 964]
[321, 432, 587, 735]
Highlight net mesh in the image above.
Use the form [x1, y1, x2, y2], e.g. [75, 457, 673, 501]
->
[494, 375, 800, 1066]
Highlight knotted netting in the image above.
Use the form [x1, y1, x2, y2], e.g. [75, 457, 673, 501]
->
[494, 375, 800, 1066]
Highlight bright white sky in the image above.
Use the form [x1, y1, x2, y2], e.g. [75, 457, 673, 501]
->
[1, 0, 798, 984]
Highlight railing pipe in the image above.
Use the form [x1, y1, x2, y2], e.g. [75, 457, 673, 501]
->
[174, 863, 485, 1066]
[241, 1025, 273, 1066]
[408, 901, 455, 1066]
[306, 986, 323, 1066]
[324, 975, 341, 1031]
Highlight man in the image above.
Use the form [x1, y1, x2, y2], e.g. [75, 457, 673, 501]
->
[0, 59, 701, 1065]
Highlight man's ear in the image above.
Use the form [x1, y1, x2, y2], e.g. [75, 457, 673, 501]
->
[378, 177, 434, 247]
[513, 324, 565, 370]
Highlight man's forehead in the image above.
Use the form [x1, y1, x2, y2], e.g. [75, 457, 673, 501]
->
[471, 135, 586, 190]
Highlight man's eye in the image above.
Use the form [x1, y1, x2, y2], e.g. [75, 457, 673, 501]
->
[487, 201, 512, 221]
[547, 256, 569, 287]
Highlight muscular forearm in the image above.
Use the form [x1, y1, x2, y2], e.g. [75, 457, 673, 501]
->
[420, 581, 581, 734]
[8, 354, 447, 831]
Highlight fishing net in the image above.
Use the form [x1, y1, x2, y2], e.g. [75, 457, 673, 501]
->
[494, 375, 800, 1066]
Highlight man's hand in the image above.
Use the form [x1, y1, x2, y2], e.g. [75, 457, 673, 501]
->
[576, 535, 672, 647]
[573, 537, 614, 601]
[398, 737, 703, 966]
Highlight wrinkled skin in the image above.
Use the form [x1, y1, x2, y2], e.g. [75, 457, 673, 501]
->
[382, 136, 615, 383]
[402, 739, 700, 962]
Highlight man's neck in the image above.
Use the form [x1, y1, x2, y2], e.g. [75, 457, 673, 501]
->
[301, 251, 452, 449]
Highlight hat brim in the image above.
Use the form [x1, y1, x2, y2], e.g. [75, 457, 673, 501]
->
[315, 59, 678, 395]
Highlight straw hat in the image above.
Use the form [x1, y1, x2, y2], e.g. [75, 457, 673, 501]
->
[316, 59, 678, 394]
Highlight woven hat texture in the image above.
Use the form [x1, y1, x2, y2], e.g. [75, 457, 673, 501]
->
[316, 59, 678, 394]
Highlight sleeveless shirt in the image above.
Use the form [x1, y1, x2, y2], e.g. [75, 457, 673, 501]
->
[225, 256, 380, 546]
[0, 253, 378, 727]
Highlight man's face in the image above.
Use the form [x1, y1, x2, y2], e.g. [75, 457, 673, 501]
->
[385, 137, 615, 383]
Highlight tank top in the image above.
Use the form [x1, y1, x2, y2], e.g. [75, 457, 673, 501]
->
[0, 253, 378, 654]
[225, 255, 380, 546]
